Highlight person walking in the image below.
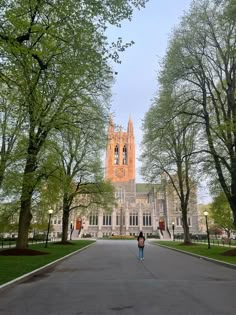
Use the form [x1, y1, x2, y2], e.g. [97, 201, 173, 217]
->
[137, 231, 145, 260]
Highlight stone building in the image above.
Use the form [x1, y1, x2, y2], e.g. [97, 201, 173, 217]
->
[72, 117, 199, 239]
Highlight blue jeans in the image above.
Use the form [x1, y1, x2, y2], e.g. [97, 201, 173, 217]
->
[138, 247, 144, 259]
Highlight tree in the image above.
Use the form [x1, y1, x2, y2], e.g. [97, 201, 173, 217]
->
[0, 201, 20, 237]
[141, 91, 199, 244]
[0, 0, 148, 249]
[0, 85, 25, 188]
[50, 111, 116, 243]
[159, 0, 236, 226]
[209, 192, 235, 237]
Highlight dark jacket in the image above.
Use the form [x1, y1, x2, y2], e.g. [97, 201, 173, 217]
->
[137, 235, 145, 248]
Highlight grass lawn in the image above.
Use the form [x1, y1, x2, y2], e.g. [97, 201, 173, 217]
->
[0, 240, 95, 286]
[153, 241, 236, 265]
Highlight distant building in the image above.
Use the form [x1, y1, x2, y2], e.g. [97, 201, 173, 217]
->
[71, 117, 199, 239]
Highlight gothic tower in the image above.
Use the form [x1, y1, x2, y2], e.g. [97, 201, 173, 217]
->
[105, 116, 135, 184]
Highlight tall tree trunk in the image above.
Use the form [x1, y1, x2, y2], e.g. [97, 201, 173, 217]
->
[16, 196, 32, 249]
[182, 204, 191, 244]
[183, 222, 191, 244]
[16, 146, 37, 249]
[229, 195, 236, 227]
[62, 196, 70, 242]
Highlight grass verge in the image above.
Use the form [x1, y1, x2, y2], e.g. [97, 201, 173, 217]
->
[0, 240, 95, 285]
[153, 241, 236, 265]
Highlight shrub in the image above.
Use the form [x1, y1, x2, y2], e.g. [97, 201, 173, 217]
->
[82, 233, 92, 238]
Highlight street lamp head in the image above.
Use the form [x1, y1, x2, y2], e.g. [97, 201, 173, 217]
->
[48, 209, 53, 215]
[203, 211, 208, 216]
[172, 222, 175, 225]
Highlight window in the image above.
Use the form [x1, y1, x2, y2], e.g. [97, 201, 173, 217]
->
[116, 215, 125, 226]
[89, 213, 98, 225]
[122, 145, 127, 164]
[130, 213, 138, 226]
[159, 201, 164, 211]
[158, 191, 165, 199]
[114, 145, 119, 165]
[176, 217, 182, 227]
[103, 214, 111, 226]
[143, 212, 152, 226]
[116, 188, 125, 203]
[175, 204, 181, 212]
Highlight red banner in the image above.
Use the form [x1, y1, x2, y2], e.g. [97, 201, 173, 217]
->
[159, 219, 165, 231]
[76, 218, 82, 230]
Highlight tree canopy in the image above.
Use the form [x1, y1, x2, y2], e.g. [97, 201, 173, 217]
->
[142, 0, 236, 229]
[0, 0, 149, 248]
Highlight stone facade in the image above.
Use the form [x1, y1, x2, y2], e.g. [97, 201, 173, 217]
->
[73, 117, 200, 239]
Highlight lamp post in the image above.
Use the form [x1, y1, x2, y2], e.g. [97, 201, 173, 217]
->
[204, 211, 211, 249]
[172, 222, 175, 241]
[45, 209, 53, 248]
[70, 221, 74, 240]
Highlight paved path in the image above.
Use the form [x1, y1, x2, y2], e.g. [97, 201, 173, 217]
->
[0, 240, 236, 315]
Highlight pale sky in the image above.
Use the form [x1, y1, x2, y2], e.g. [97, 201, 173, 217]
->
[106, 0, 211, 204]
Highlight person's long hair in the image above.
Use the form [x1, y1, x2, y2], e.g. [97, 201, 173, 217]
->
[138, 231, 143, 237]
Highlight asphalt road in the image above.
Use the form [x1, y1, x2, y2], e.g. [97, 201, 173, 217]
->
[0, 240, 236, 315]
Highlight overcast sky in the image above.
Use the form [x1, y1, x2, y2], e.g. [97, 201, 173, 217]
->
[106, 0, 211, 203]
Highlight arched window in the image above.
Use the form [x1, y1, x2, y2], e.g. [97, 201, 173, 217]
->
[143, 212, 152, 226]
[89, 212, 98, 225]
[129, 212, 138, 226]
[122, 145, 127, 164]
[103, 214, 112, 226]
[114, 145, 119, 165]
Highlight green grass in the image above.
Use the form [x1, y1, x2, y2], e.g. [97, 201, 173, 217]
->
[191, 238, 236, 246]
[153, 241, 236, 265]
[0, 240, 95, 285]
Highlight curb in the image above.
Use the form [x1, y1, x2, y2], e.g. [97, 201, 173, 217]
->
[0, 242, 96, 291]
[151, 242, 236, 270]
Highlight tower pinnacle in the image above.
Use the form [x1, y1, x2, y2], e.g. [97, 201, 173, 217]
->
[127, 115, 134, 135]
